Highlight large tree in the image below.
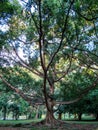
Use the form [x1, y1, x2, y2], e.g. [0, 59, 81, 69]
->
[0, 0, 98, 125]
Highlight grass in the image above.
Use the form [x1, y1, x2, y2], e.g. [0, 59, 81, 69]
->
[0, 119, 42, 127]
[64, 115, 98, 124]
[0, 118, 97, 130]
[0, 118, 97, 125]
[0, 119, 33, 125]
[66, 120, 98, 124]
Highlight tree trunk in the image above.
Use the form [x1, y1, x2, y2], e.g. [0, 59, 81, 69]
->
[45, 110, 55, 125]
[43, 97, 57, 126]
[3, 106, 7, 120]
[74, 113, 78, 119]
[12, 112, 15, 120]
[95, 113, 98, 120]
[58, 113, 62, 120]
[15, 113, 18, 120]
[78, 113, 82, 121]
[35, 106, 39, 119]
[44, 105, 63, 126]
[28, 113, 32, 119]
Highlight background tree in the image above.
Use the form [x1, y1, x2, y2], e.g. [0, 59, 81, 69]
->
[0, 92, 11, 120]
[8, 103, 20, 120]
[57, 70, 98, 121]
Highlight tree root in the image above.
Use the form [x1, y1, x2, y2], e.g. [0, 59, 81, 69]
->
[23, 119, 72, 129]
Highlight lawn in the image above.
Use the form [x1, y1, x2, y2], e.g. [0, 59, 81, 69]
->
[0, 119, 34, 125]
[0, 119, 98, 130]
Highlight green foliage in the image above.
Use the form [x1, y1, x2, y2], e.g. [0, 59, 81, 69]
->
[59, 70, 95, 101]
[1, 66, 43, 95]
[0, 0, 21, 19]
[0, 0, 14, 18]
[57, 89, 98, 119]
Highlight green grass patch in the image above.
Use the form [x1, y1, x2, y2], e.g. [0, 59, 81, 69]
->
[0, 119, 97, 130]
[66, 120, 98, 124]
[0, 119, 42, 126]
[0, 119, 97, 125]
[0, 119, 98, 130]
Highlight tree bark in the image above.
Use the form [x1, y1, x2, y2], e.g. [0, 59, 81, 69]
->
[45, 110, 55, 125]
[3, 106, 7, 120]
[35, 106, 40, 119]
[78, 113, 82, 121]
[43, 96, 57, 126]
[58, 113, 62, 120]
[95, 113, 98, 120]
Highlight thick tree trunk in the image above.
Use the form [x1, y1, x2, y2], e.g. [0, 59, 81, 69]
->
[43, 106, 64, 126]
[45, 110, 55, 125]
[45, 98, 56, 125]
[41, 96, 57, 126]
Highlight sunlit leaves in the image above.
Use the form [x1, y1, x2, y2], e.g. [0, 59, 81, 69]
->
[9, 15, 26, 38]
[0, 66, 43, 97]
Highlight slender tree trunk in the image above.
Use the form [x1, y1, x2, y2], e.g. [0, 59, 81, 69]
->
[58, 113, 62, 120]
[12, 112, 15, 120]
[78, 113, 82, 121]
[74, 113, 78, 119]
[64, 113, 66, 120]
[95, 113, 98, 120]
[15, 113, 18, 120]
[3, 106, 7, 120]
[28, 113, 32, 119]
[35, 106, 39, 119]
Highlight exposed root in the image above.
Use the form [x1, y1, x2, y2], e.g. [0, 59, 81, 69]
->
[23, 119, 72, 129]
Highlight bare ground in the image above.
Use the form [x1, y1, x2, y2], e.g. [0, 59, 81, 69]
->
[0, 122, 98, 130]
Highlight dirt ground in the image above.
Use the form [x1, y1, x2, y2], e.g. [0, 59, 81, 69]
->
[0, 128, 28, 130]
[25, 122, 98, 130]
[66, 124, 98, 130]
[0, 123, 98, 130]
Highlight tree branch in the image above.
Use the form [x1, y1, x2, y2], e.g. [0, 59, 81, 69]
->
[0, 74, 44, 105]
[10, 43, 43, 77]
[54, 55, 73, 82]
[74, 9, 98, 21]
[46, 0, 75, 71]
[56, 77, 98, 105]
[38, 0, 46, 71]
